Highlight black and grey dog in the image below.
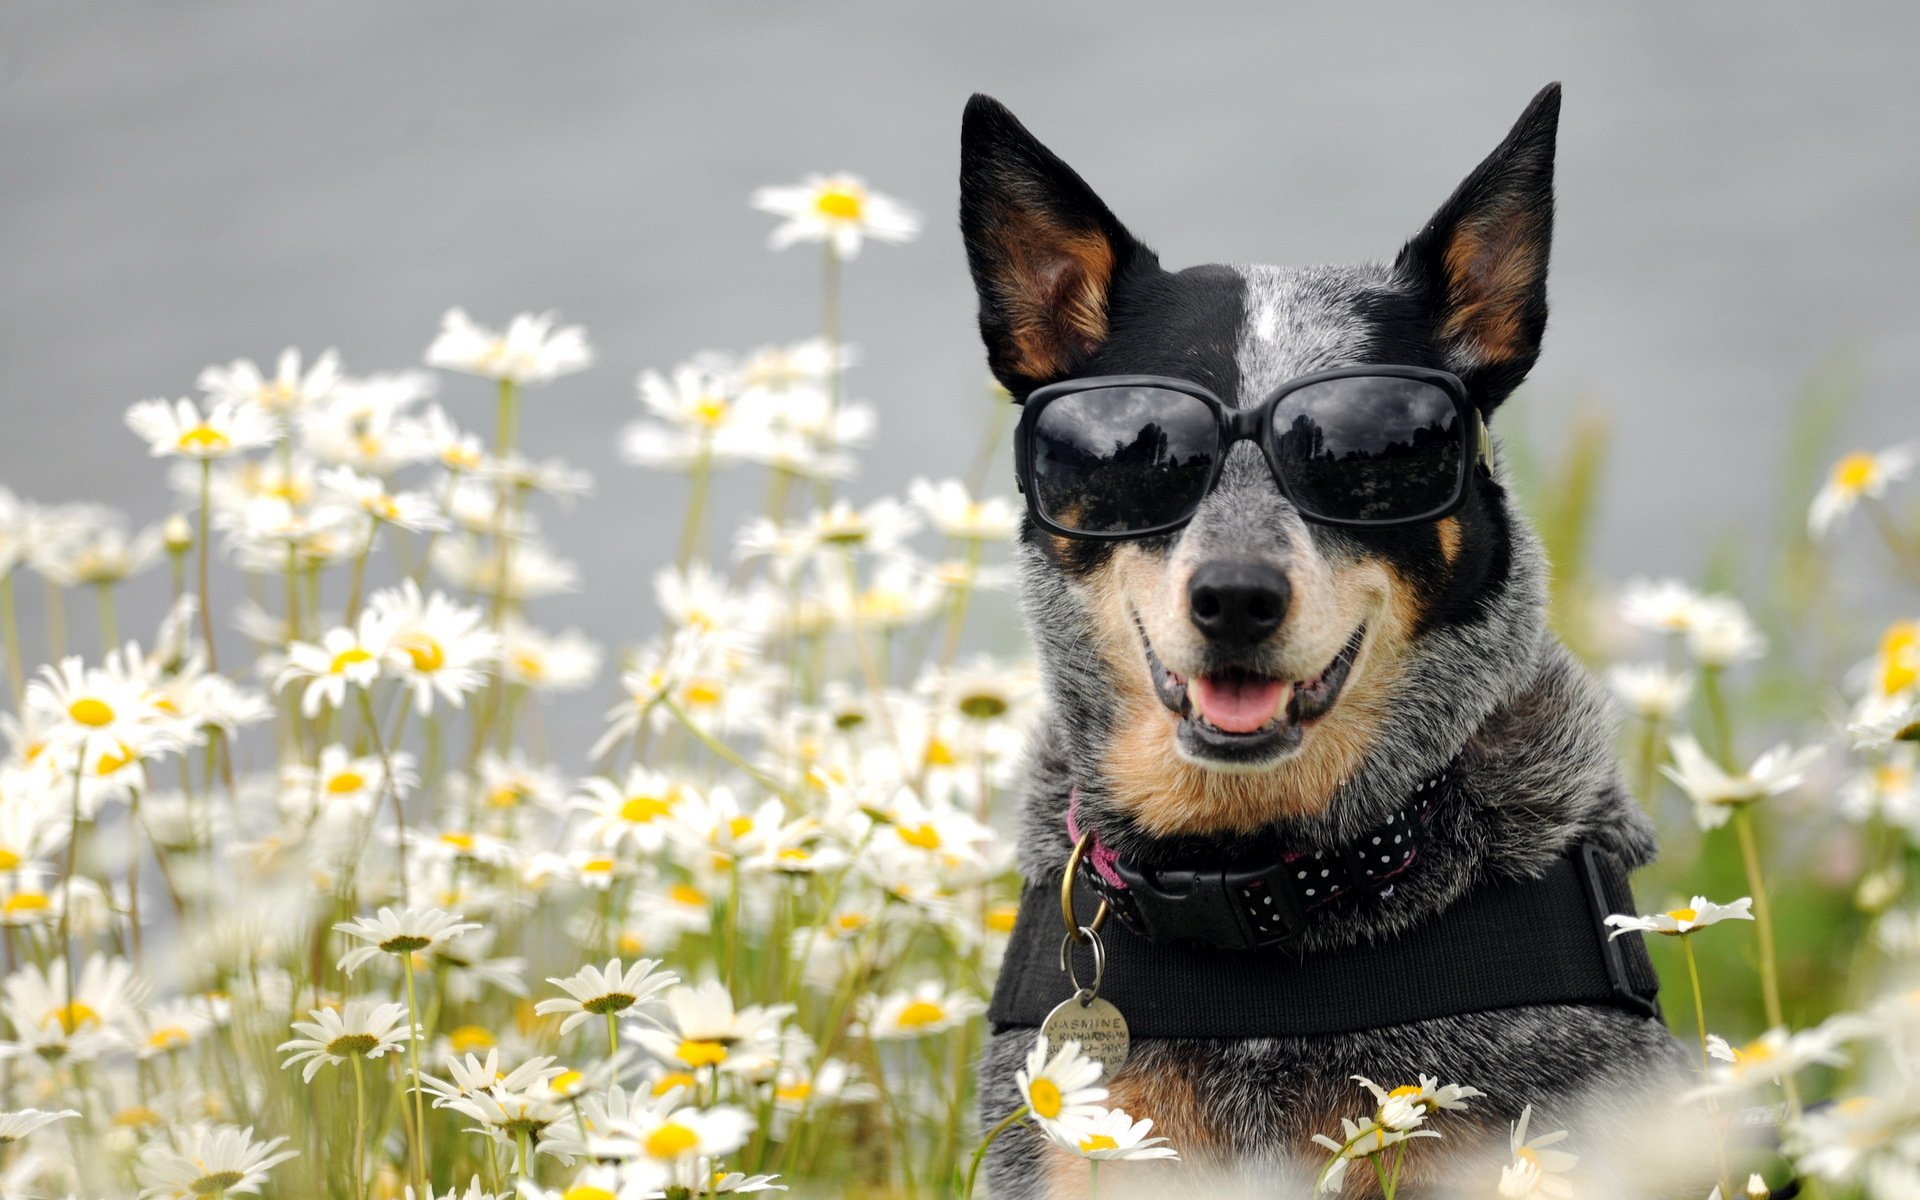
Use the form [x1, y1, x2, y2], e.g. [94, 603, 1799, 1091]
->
[964, 86, 1692, 1196]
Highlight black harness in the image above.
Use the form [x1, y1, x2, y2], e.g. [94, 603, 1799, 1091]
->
[987, 773, 1662, 1039]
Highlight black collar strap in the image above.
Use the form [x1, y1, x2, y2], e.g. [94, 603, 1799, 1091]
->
[988, 844, 1662, 1039]
[1064, 764, 1453, 953]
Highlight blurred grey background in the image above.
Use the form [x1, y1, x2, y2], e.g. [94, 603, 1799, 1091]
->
[2, 3, 1916, 751]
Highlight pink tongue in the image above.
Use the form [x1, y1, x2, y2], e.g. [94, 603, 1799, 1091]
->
[1190, 675, 1290, 734]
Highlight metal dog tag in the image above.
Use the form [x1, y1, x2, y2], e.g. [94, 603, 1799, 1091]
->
[1042, 989, 1130, 1077]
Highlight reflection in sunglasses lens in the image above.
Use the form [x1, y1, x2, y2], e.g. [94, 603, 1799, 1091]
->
[1270, 377, 1462, 523]
[1031, 387, 1218, 533]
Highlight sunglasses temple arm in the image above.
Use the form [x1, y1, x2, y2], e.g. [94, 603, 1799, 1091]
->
[1473, 408, 1493, 471]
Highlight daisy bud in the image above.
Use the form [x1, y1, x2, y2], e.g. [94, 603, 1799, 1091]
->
[1744, 1173, 1770, 1199]
[163, 513, 194, 555]
[1856, 866, 1904, 914]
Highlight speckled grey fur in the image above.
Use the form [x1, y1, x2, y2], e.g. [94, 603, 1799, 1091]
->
[981, 263, 1687, 1198]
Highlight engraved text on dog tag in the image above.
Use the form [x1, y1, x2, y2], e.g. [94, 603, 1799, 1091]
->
[1041, 990, 1130, 1077]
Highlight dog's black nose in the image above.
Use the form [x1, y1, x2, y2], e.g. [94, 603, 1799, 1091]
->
[1188, 561, 1291, 646]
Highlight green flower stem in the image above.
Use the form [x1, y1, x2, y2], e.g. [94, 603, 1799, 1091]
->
[1731, 806, 1787, 1032]
[94, 583, 118, 651]
[963, 1104, 1030, 1199]
[351, 1052, 369, 1200]
[59, 741, 86, 1031]
[1864, 496, 1920, 589]
[606, 1010, 619, 1059]
[1635, 716, 1664, 810]
[0, 571, 23, 707]
[1699, 666, 1735, 772]
[1682, 934, 1734, 1196]
[42, 575, 66, 659]
[677, 445, 714, 570]
[404, 956, 431, 1198]
[937, 539, 983, 667]
[495, 378, 519, 457]
[345, 518, 380, 623]
[197, 459, 218, 673]
[659, 695, 784, 791]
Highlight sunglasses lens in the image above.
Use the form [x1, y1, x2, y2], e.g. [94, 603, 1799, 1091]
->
[1030, 386, 1219, 534]
[1270, 376, 1464, 523]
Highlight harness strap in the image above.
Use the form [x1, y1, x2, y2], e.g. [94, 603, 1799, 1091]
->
[988, 844, 1662, 1038]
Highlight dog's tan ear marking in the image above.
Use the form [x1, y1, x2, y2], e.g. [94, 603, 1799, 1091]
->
[1396, 83, 1560, 409]
[1435, 514, 1464, 566]
[961, 95, 1152, 390]
[985, 216, 1118, 380]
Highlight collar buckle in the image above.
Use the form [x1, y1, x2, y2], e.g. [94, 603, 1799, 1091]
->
[1107, 857, 1308, 951]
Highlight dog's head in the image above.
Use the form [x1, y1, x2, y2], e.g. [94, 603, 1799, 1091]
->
[961, 87, 1563, 846]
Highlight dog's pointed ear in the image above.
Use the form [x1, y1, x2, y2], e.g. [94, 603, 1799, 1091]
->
[960, 94, 1154, 391]
[1396, 83, 1560, 410]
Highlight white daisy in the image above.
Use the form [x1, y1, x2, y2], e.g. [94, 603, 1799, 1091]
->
[1662, 734, 1823, 829]
[572, 769, 689, 853]
[1016, 1036, 1108, 1133]
[134, 1124, 298, 1200]
[427, 308, 592, 385]
[317, 466, 450, 533]
[1687, 595, 1767, 668]
[1692, 1021, 1859, 1098]
[1604, 664, 1694, 721]
[1311, 1115, 1439, 1194]
[334, 905, 482, 975]
[198, 346, 341, 416]
[536, 957, 678, 1037]
[126, 397, 278, 460]
[751, 172, 919, 259]
[1618, 578, 1708, 635]
[1605, 896, 1754, 938]
[1497, 1104, 1577, 1199]
[278, 998, 415, 1082]
[863, 981, 984, 1039]
[1042, 1104, 1180, 1162]
[369, 581, 500, 715]
[630, 980, 792, 1077]
[1809, 444, 1916, 536]
[0, 1108, 80, 1144]
[276, 612, 393, 717]
[908, 477, 1019, 541]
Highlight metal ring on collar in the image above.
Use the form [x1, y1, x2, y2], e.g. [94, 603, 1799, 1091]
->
[1057, 927, 1106, 996]
[1061, 830, 1110, 944]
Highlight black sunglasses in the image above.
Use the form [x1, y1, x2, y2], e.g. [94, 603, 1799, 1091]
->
[1012, 365, 1487, 540]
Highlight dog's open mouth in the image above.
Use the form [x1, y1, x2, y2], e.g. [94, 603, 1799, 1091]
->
[1140, 622, 1367, 765]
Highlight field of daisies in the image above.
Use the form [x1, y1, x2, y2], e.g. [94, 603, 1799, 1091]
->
[0, 168, 1915, 1200]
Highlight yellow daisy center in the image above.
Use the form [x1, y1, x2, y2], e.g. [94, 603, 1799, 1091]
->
[448, 1025, 495, 1055]
[923, 737, 957, 767]
[440, 831, 475, 852]
[1667, 907, 1699, 924]
[692, 395, 729, 426]
[1833, 452, 1878, 493]
[644, 1121, 700, 1159]
[1879, 764, 1914, 793]
[68, 697, 115, 727]
[677, 1039, 728, 1068]
[683, 678, 724, 706]
[329, 647, 374, 674]
[1880, 622, 1919, 695]
[563, 1188, 616, 1200]
[619, 794, 673, 823]
[986, 903, 1020, 934]
[50, 1001, 99, 1034]
[581, 857, 614, 876]
[814, 187, 865, 221]
[776, 1079, 812, 1103]
[1028, 1077, 1063, 1119]
[95, 743, 138, 776]
[669, 883, 706, 907]
[511, 651, 545, 679]
[177, 425, 231, 453]
[1388, 1084, 1425, 1099]
[0, 849, 20, 870]
[550, 1069, 585, 1096]
[3, 893, 49, 915]
[326, 770, 367, 795]
[1079, 1133, 1120, 1154]
[894, 999, 946, 1030]
[897, 823, 942, 851]
[147, 1026, 192, 1051]
[397, 635, 445, 673]
[727, 816, 755, 841]
[652, 1070, 697, 1096]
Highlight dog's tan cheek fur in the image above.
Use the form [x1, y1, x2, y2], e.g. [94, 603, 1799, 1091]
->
[1436, 514, 1463, 566]
[1086, 554, 1429, 836]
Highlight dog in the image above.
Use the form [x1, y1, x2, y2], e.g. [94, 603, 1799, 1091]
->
[963, 85, 1693, 1197]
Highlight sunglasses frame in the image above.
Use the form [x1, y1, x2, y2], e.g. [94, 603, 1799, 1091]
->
[1013, 364, 1487, 541]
